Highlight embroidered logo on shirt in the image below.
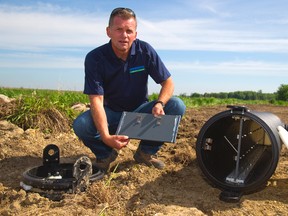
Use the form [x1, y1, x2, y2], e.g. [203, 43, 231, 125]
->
[129, 66, 145, 74]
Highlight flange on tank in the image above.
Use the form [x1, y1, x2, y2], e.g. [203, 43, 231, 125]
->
[196, 105, 287, 202]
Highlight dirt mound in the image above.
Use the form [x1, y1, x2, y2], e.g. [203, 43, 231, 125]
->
[1, 104, 288, 215]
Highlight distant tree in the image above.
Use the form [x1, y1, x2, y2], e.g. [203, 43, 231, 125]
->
[188, 90, 276, 101]
[179, 93, 187, 97]
[190, 92, 201, 98]
[218, 92, 228, 99]
[257, 90, 264, 100]
[276, 84, 288, 101]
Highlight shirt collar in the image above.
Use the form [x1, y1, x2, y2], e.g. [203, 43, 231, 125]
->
[108, 39, 138, 60]
[130, 39, 137, 56]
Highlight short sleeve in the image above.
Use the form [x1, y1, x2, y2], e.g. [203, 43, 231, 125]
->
[83, 52, 104, 95]
[144, 42, 171, 84]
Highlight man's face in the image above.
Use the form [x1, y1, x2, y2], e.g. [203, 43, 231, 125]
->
[106, 16, 137, 57]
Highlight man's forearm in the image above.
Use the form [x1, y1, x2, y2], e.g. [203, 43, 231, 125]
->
[89, 95, 110, 139]
[88, 95, 129, 150]
[90, 104, 110, 139]
[158, 77, 174, 104]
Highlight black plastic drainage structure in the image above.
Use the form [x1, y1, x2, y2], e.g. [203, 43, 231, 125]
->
[21, 144, 104, 200]
[196, 105, 287, 203]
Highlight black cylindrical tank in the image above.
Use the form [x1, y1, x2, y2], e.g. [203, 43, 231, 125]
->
[196, 105, 285, 202]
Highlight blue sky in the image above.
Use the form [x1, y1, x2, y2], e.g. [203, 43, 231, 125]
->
[0, 0, 287, 95]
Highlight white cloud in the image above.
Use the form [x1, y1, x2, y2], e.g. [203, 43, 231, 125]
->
[0, 5, 108, 51]
[166, 60, 288, 77]
[0, 52, 83, 68]
[1, 4, 288, 53]
[138, 18, 288, 52]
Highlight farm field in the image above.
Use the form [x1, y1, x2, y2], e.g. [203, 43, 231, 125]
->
[1, 99, 288, 215]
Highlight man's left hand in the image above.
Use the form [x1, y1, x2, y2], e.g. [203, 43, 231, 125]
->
[152, 103, 165, 116]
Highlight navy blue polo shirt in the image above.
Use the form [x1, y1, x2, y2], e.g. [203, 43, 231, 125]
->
[84, 39, 171, 112]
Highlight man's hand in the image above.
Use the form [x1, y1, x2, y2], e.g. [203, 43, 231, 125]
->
[152, 103, 165, 116]
[102, 135, 130, 150]
[89, 95, 129, 150]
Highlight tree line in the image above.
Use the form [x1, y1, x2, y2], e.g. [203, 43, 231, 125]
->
[181, 84, 288, 101]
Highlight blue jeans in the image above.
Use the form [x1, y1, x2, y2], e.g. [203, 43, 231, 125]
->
[73, 97, 186, 159]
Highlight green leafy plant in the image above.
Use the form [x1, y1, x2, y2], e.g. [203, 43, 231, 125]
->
[1, 87, 288, 133]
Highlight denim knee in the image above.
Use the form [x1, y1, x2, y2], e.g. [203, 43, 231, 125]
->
[73, 116, 81, 138]
[165, 97, 186, 116]
[73, 114, 85, 139]
[72, 110, 97, 140]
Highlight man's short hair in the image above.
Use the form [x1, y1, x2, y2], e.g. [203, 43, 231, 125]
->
[108, 7, 137, 27]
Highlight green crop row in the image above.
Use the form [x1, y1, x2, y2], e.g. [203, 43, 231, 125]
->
[1, 87, 287, 132]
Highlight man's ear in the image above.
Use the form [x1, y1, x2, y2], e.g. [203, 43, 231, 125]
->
[106, 26, 111, 38]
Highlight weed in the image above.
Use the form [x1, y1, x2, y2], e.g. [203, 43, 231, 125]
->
[105, 163, 119, 187]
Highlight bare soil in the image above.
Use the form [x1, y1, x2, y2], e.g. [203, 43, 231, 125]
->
[1, 104, 288, 215]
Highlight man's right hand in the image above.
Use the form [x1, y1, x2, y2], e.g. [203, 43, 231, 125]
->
[102, 135, 130, 150]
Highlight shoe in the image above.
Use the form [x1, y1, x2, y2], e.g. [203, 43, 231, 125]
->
[95, 149, 118, 172]
[133, 148, 165, 169]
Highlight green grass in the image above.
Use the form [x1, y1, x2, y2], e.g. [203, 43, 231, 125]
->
[2, 87, 288, 110]
[178, 96, 288, 108]
[1, 87, 287, 132]
[1, 87, 88, 117]
[0, 87, 89, 131]
[0, 87, 89, 105]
